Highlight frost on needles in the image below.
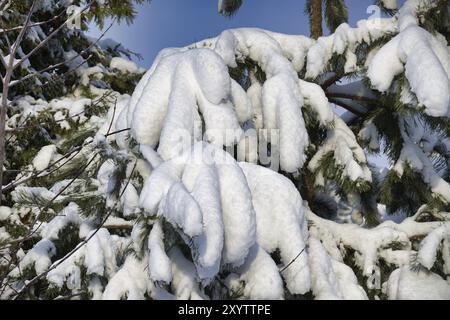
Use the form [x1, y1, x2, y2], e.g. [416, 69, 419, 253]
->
[1, 0, 450, 300]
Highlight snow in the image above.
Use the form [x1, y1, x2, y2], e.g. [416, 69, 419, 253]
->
[397, 0, 438, 32]
[148, 220, 172, 283]
[97, 159, 117, 194]
[393, 117, 450, 202]
[0, 206, 12, 221]
[359, 121, 380, 151]
[381, 0, 397, 10]
[19, 239, 56, 275]
[159, 182, 204, 238]
[84, 228, 117, 277]
[120, 183, 140, 217]
[200, 145, 256, 267]
[110, 57, 140, 73]
[298, 79, 334, 126]
[306, 205, 410, 285]
[5, 0, 450, 301]
[129, 49, 242, 161]
[103, 255, 152, 300]
[168, 247, 207, 300]
[40, 202, 82, 240]
[47, 228, 117, 290]
[139, 160, 184, 215]
[309, 237, 368, 300]
[306, 18, 397, 79]
[368, 25, 450, 117]
[309, 116, 372, 183]
[384, 266, 450, 300]
[417, 223, 450, 270]
[180, 171, 223, 280]
[238, 244, 284, 300]
[239, 162, 310, 294]
[32, 145, 57, 171]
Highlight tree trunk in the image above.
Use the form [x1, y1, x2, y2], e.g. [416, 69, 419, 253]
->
[0, 72, 10, 205]
[310, 0, 323, 39]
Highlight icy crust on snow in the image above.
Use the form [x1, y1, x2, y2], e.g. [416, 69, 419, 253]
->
[384, 266, 450, 300]
[308, 116, 372, 184]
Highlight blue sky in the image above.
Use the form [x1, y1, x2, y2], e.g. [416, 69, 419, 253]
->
[89, 0, 390, 68]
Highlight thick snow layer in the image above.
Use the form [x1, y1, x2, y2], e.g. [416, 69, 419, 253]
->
[140, 143, 256, 281]
[0, 206, 12, 221]
[305, 205, 410, 284]
[309, 116, 372, 184]
[384, 266, 450, 300]
[368, 25, 450, 117]
[18, 239, 56, 275]
[215, 28, 310, 172]
[159, 182, 204, 238]
[110, 57, 141, 73]
[394, 117, 450, 202]
[237, 244, 284, 300]
[168, 247, 207, 300]
[180, 164, 224, 279]
[306, 19, 397, 79]
[84, 228, 117, 277]
[381, 0, 397, 10]
[239, 162, 310, 294]
[120, 183, 140, 217]
[417, 223, 450, 270]
[32, 145, 57, 171]
[309, 237, 368, 300]
[40, 202, 82, 240]
[298, 80, 334, 126]
[398, 0, 439, 32]
[148, 220, 172, 283]
[129, 49, 242, 161]
[47, 228, 117, 290]
[127, 28, 331, 173]
[103, 255, 152, 300]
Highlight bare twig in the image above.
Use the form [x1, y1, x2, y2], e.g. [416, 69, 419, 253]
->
[279, 248, 306, 273]
[13, 1, 94, 71]
[10, 20, 115, 88]
[0, 9, 66, 35]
